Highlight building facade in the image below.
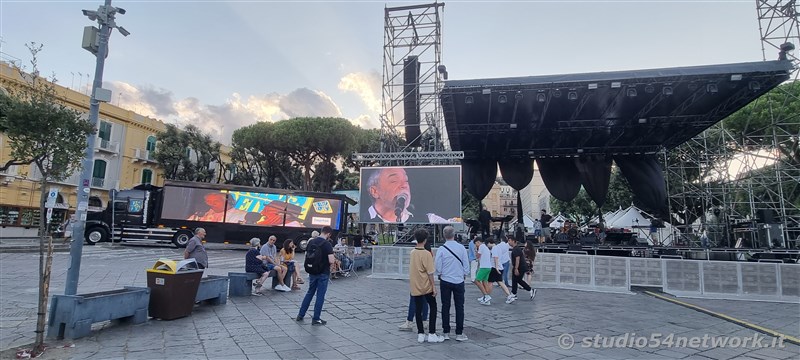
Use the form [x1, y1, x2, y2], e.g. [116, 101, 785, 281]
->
[1, 62, 197, 237]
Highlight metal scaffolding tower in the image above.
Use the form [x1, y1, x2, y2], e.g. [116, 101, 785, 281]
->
[380, 2, 446, 156]
[665, 0, 799, 248]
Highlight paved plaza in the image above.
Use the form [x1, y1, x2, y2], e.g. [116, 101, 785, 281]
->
[0, 243, 798, 359]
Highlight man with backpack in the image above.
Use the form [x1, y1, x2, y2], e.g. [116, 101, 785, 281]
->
[296, 226, 335, 326]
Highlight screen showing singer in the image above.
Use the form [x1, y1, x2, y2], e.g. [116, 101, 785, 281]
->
[359, 165, 462, 224]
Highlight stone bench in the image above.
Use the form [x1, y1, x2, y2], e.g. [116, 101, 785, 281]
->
[228, 267, 294, 297]
[47, 286, 150, 340]
[195, 275, 229, 305]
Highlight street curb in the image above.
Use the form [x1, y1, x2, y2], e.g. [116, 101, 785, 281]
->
[0, 245, 71, 254]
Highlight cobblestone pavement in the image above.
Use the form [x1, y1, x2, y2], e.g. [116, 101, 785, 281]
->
[1, 244, 798, 359]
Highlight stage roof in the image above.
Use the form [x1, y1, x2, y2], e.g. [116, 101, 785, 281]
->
[441, 60, 793, 159]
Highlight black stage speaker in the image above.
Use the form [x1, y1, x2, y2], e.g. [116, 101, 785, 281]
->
[403, 56, 421, 147]
[605, 232, 634, 246]
[580, 235, 597, 245]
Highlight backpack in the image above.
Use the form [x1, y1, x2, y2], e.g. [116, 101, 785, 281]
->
[304, 237, 328, 275]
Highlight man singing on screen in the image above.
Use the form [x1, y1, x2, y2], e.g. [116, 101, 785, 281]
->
[366, 167, 455, 224]
[367, 168, 413, 222]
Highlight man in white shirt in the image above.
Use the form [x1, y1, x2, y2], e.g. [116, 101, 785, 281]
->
[434, 226, 470, 342]
[489, 238, 515, 304]
[495, 237, 512, 287]
[474, 238, 493, 305]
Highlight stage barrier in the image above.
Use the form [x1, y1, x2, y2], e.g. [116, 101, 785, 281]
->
[369, 246, 798, 303]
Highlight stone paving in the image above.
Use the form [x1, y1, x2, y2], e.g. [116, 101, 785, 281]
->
[0, 243, 798, 359]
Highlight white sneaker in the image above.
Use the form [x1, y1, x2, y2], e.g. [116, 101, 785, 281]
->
[280, 285, 292, 292]
[511, 294, 518, 299]
[399, 320, 413, 331]
[427, 333, 445, 343]
[442, 333, 450, 341]
[530, 289, 537, 300]
[477, 296, 485, 301]
[505, 295, 516, 304]
[480, 299, 491, 306]
[455, 334, 469, 341]
[485, 295, 492, 302]
[417, 334, 426, 343]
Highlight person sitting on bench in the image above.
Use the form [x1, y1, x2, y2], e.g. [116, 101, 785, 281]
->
[245, 238, 272, 295]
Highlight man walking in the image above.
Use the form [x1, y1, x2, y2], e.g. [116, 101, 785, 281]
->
[434, 226, 470, 341]
[296, 226, 335, 325]
[508, 236, 534, 300]
[184, 228, 208, 269]
[496, 236, 512, 287]
[468, 234, 478, 283]
[474, 237, 492, 305]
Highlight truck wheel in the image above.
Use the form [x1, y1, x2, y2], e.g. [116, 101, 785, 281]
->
[86, 227, 107, 245]
[296, 237, 309, 253]
[173, 231, 192, 248]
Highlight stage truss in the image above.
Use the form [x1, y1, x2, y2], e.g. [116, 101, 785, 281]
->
[380, 2, 447, 155]
[665, 0, 799, 249]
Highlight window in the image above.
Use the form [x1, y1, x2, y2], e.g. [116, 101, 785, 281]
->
[146, 136, 156, 152]
[20, 208, 41, 227]
[141, 169, 153, 184]
[88, 196, 103, 208]
[0, 206, 20, 225]
[98, 121, 112, 141]
[113, 201, 127, 212]
[92, 160, 107, 179]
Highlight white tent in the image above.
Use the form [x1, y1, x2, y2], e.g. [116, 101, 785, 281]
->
[510, 214, 536, 229]
[609, 206, 650, 228]
[604, 206, 626, 225]
[549, 213, 568, 228]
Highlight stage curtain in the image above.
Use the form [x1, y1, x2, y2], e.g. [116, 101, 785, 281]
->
[498, 159, 534, 191]
[537, 159, 581, 202]
[614, 156, 668, 214]
[574, 155, 613, 207]
[462, 159, 497, 200]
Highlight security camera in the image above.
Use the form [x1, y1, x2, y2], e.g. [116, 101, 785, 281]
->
[116, 7, 126, 15]
[117, 26, 131, 37]
[82, 9, 98, 21]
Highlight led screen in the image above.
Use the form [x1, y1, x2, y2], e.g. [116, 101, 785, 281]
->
[359, 166, 462, 224]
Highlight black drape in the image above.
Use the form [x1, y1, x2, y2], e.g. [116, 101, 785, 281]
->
[537, 159, 581, 202]
[574, 156, 613, 207]
[498, 159, 534, 191]
[462, 159, 497, 200]
[614, 156, 668, 214]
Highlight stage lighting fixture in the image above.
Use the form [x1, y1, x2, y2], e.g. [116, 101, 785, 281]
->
[730, 74, 742, 81]
[515, 91, 523, 100]
[707, 84, 718, 93]
[611, 82, 621, 88]
[663, 86, 673, 96]
[645, 85, 654, 93]
[482, 88, 491, 95]
[779, 42, 795, 60]
[553, 90, 562, 98]
[588, 83, 598, 90]
[577, 148, 584, 154]
[510, 123, 518, 129]
[498, 95, 508, 104]
[638, 118, 647, 124]
[537, 93, 546, 102]
[465, 96, 474, 104]
[749, 81, 761, 91]
[626, 88, 637, 97]
[567, 91, 578, 100]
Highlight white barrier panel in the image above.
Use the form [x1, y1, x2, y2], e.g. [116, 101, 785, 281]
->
[702, 262, 739, 295]
[629, 258, 663, 286]
[369, 246, 438, 279]
[781, 264, 800, 297]
[593, 256, 628, 290]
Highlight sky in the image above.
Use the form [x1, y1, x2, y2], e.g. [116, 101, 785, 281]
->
[0, 0, 769, 145]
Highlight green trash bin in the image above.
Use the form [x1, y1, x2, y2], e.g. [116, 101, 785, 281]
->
[146, 258, 204, 320]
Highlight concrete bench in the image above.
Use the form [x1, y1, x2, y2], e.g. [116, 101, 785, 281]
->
[195, 275, 228, 305]
[228, 267, 294, 297]
[353, 255, 372, 271]
[47, 286, 150, 340]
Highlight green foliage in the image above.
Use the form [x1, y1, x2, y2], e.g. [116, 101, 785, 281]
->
[154, 124, 220, 182]
[550, 168, 636, 225]
[0, 43, 94, 182]
[461, 190, 481, 221]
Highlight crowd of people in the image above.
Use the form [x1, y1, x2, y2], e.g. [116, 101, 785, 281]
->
[402, 226, 538, 343]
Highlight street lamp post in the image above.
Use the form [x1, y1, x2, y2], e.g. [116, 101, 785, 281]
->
[66, 0, 129, 296]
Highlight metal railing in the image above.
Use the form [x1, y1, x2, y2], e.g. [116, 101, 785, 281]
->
[91, 177, 105, 188]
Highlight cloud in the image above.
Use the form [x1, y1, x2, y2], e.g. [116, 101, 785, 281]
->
[105, 82, 354, 144]
[338, 71, 382, 116]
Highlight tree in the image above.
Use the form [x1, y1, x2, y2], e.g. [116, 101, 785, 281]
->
[228, 122, 301, 188]
[0, 43, 94, 354]
[154, 124, 221, 182]
[550, 168, 637, 225]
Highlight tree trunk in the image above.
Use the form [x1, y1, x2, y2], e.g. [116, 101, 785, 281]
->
[33, 177, 53, 355]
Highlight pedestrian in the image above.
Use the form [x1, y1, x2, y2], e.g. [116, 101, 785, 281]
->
[488, 238, 515, 304]
[508, 236, 534, 300]
[353, 230, 363, 255]
[524, 241, 537, 300]
[184, 227, 208, 269]
[408, 228, 444, 343]
[296, 226, 335, 326]
[468, 234, 478, 283]
[399, 234, 431, 331]
[496, 236, 512, 287]
[434, 225, 470, 341]
[474, 237, 493, 305]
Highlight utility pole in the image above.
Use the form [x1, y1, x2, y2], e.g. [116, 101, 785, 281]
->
[66, 0, 130, 296]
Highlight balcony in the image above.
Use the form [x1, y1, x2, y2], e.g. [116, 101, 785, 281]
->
[95, 138, 119, 154]
[91, 177, 105, 188]
[132, 148, 158, 163]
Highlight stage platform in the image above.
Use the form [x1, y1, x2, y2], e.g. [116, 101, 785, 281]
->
[533, 243, 800, 263]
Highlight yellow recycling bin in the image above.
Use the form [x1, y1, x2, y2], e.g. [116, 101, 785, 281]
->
[146, 258, 204, 320]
